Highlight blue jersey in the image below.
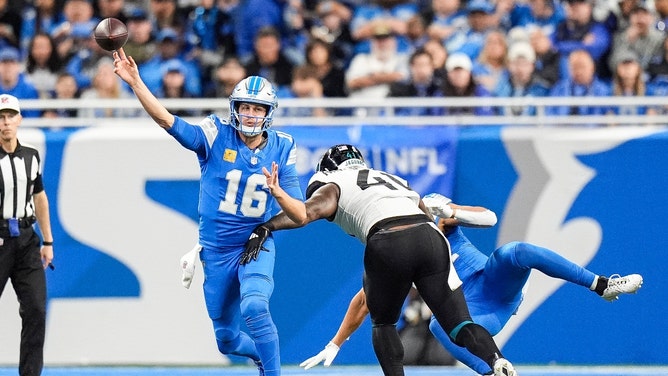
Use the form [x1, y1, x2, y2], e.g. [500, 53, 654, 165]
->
[446, 226, 487, 284]
[167, 115, 303, 251]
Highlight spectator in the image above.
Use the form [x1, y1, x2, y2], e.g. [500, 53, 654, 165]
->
[204, 56, 245, 99]
[0, 46, 40, 117]
[608, 4, 664, 72]
[122, 7, 156, 65]
[243, 26, 295, 91]
[647, 34, 668, 80]
[509, 0, 565, 38]
[20, 0, 65, 58]
[609, 49, 648, 116]
[24, 32, 64, 98]
[654, 0, 668, 31]
[646, 73, 668, 115]
[51, 0, 99, 60]
[529, 26, 561, 85]
[187, 0, 238, 84]
[345, 22, 409, 110]
[63, 21, 109, 90]
[404, 13, 430, 52]
[43, 71, 80, 118]
[281, 0, 311, 66]
[495, 41, 550, 115]
[424, 0, 468, 46]
[547, 49, 611, 117]
[488, 0, 517, 32]
[94, 0, 127, 24]
[472, 29, 510, 93]
[138, 27, 202, 97]
[551, 0, 612, 79]
[156, 58, 200, 117]
[0, 0, 22, 49]
[349, 0, 418, 55]
[304, 38, 347, 97]
[422, 37, 449, 78]
[276, 64, 330, 117]
[78, 57, 138, 118]
[148, 0, 189, 38]
[442, 52, 495, 115]
[448, 0, 498, 60]
[310, 0, 355, 68]
[600, 0, 644, 33]
[234, 0, 282, 63]
[389, 47, 445, 116]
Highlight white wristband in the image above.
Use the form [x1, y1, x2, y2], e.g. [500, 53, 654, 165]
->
[452, 209, 497, 227]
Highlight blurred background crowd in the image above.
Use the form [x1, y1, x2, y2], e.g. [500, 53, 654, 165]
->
[1, 0, 668, 119]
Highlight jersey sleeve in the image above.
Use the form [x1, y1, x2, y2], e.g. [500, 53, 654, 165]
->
[166, 115, 213, 160]
[276, 132, 304, 200]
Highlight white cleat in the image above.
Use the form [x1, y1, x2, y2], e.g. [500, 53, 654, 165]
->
[602, 274, 643, 302]
[493, 357, 518, 376]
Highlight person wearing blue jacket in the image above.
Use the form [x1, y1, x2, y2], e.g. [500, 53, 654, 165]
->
[547, 49, 611, 117]
[551, 0, 612, 78]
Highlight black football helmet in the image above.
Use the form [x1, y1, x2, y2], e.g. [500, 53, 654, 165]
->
[316, 144, 367, 172]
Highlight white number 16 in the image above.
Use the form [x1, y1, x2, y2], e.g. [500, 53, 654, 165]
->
[218, 169, 268, 217]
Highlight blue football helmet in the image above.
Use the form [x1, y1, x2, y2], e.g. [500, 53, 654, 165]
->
[229, 76, 278, 136]
[316, 144, 368, 172]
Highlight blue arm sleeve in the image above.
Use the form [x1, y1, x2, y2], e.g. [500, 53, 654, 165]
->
[280, 162, 304, 201]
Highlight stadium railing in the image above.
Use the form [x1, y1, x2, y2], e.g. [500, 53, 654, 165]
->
[19, 96, 668, 127]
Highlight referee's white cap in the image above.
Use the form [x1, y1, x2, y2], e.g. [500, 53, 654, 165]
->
[0, 94, 20, 114]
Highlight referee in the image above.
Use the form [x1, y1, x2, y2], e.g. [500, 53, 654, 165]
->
[0, 94, 54, 376]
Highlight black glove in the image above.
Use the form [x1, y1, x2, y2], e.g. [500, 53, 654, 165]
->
[240, 226, 271, 265]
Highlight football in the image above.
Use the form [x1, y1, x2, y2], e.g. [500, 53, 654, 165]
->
[94, 18, 129, 51]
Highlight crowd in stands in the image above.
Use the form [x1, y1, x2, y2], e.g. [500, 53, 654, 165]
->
[1, 0, 668, 119]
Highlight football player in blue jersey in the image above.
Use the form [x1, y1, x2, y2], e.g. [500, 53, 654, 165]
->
[240, 144, 519, 376]
[297, 193, 643, 375]
[113, 47, 306, 376]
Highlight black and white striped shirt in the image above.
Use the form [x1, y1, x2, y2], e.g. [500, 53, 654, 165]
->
[0, 142, 44, 220]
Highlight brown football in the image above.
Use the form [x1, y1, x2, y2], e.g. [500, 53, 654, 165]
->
[94, 18, 129, 51]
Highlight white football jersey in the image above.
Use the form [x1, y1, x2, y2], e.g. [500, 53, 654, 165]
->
[308, 168, 423, 244]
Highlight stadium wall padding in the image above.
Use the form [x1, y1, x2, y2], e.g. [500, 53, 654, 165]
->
[0, 124, 663, 366]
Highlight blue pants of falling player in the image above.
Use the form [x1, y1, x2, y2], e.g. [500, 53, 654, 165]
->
[429, 239, 597, 375]
[200, 237, 279, 375]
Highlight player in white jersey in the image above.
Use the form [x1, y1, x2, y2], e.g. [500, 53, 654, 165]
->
[240, 144, 518, 376]
[298, 193, 643, 375]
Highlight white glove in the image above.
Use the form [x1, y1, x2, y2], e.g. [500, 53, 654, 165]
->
[422, 193, 454, 219]
[180, 244, 202, 289]
[299, 341, 340, 370]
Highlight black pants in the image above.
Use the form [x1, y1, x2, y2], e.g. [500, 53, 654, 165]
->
[0, 227, 46, 376]
[364, 221, 501, 376]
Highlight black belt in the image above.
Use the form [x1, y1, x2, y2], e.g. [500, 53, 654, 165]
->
[367, 214, 431, 242]
[0, 216, 36, 229]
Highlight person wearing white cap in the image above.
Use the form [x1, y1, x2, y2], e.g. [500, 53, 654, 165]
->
[442, 53, 495, 115]
[494, 41, 551, 115]
[0, 93, 55, 376]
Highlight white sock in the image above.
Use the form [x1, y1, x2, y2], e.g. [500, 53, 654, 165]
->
[589, 275, 600, 290]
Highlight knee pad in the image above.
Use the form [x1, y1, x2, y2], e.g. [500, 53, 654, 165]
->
[240, 293, 270, 319]
[214, 326, 240, 353]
